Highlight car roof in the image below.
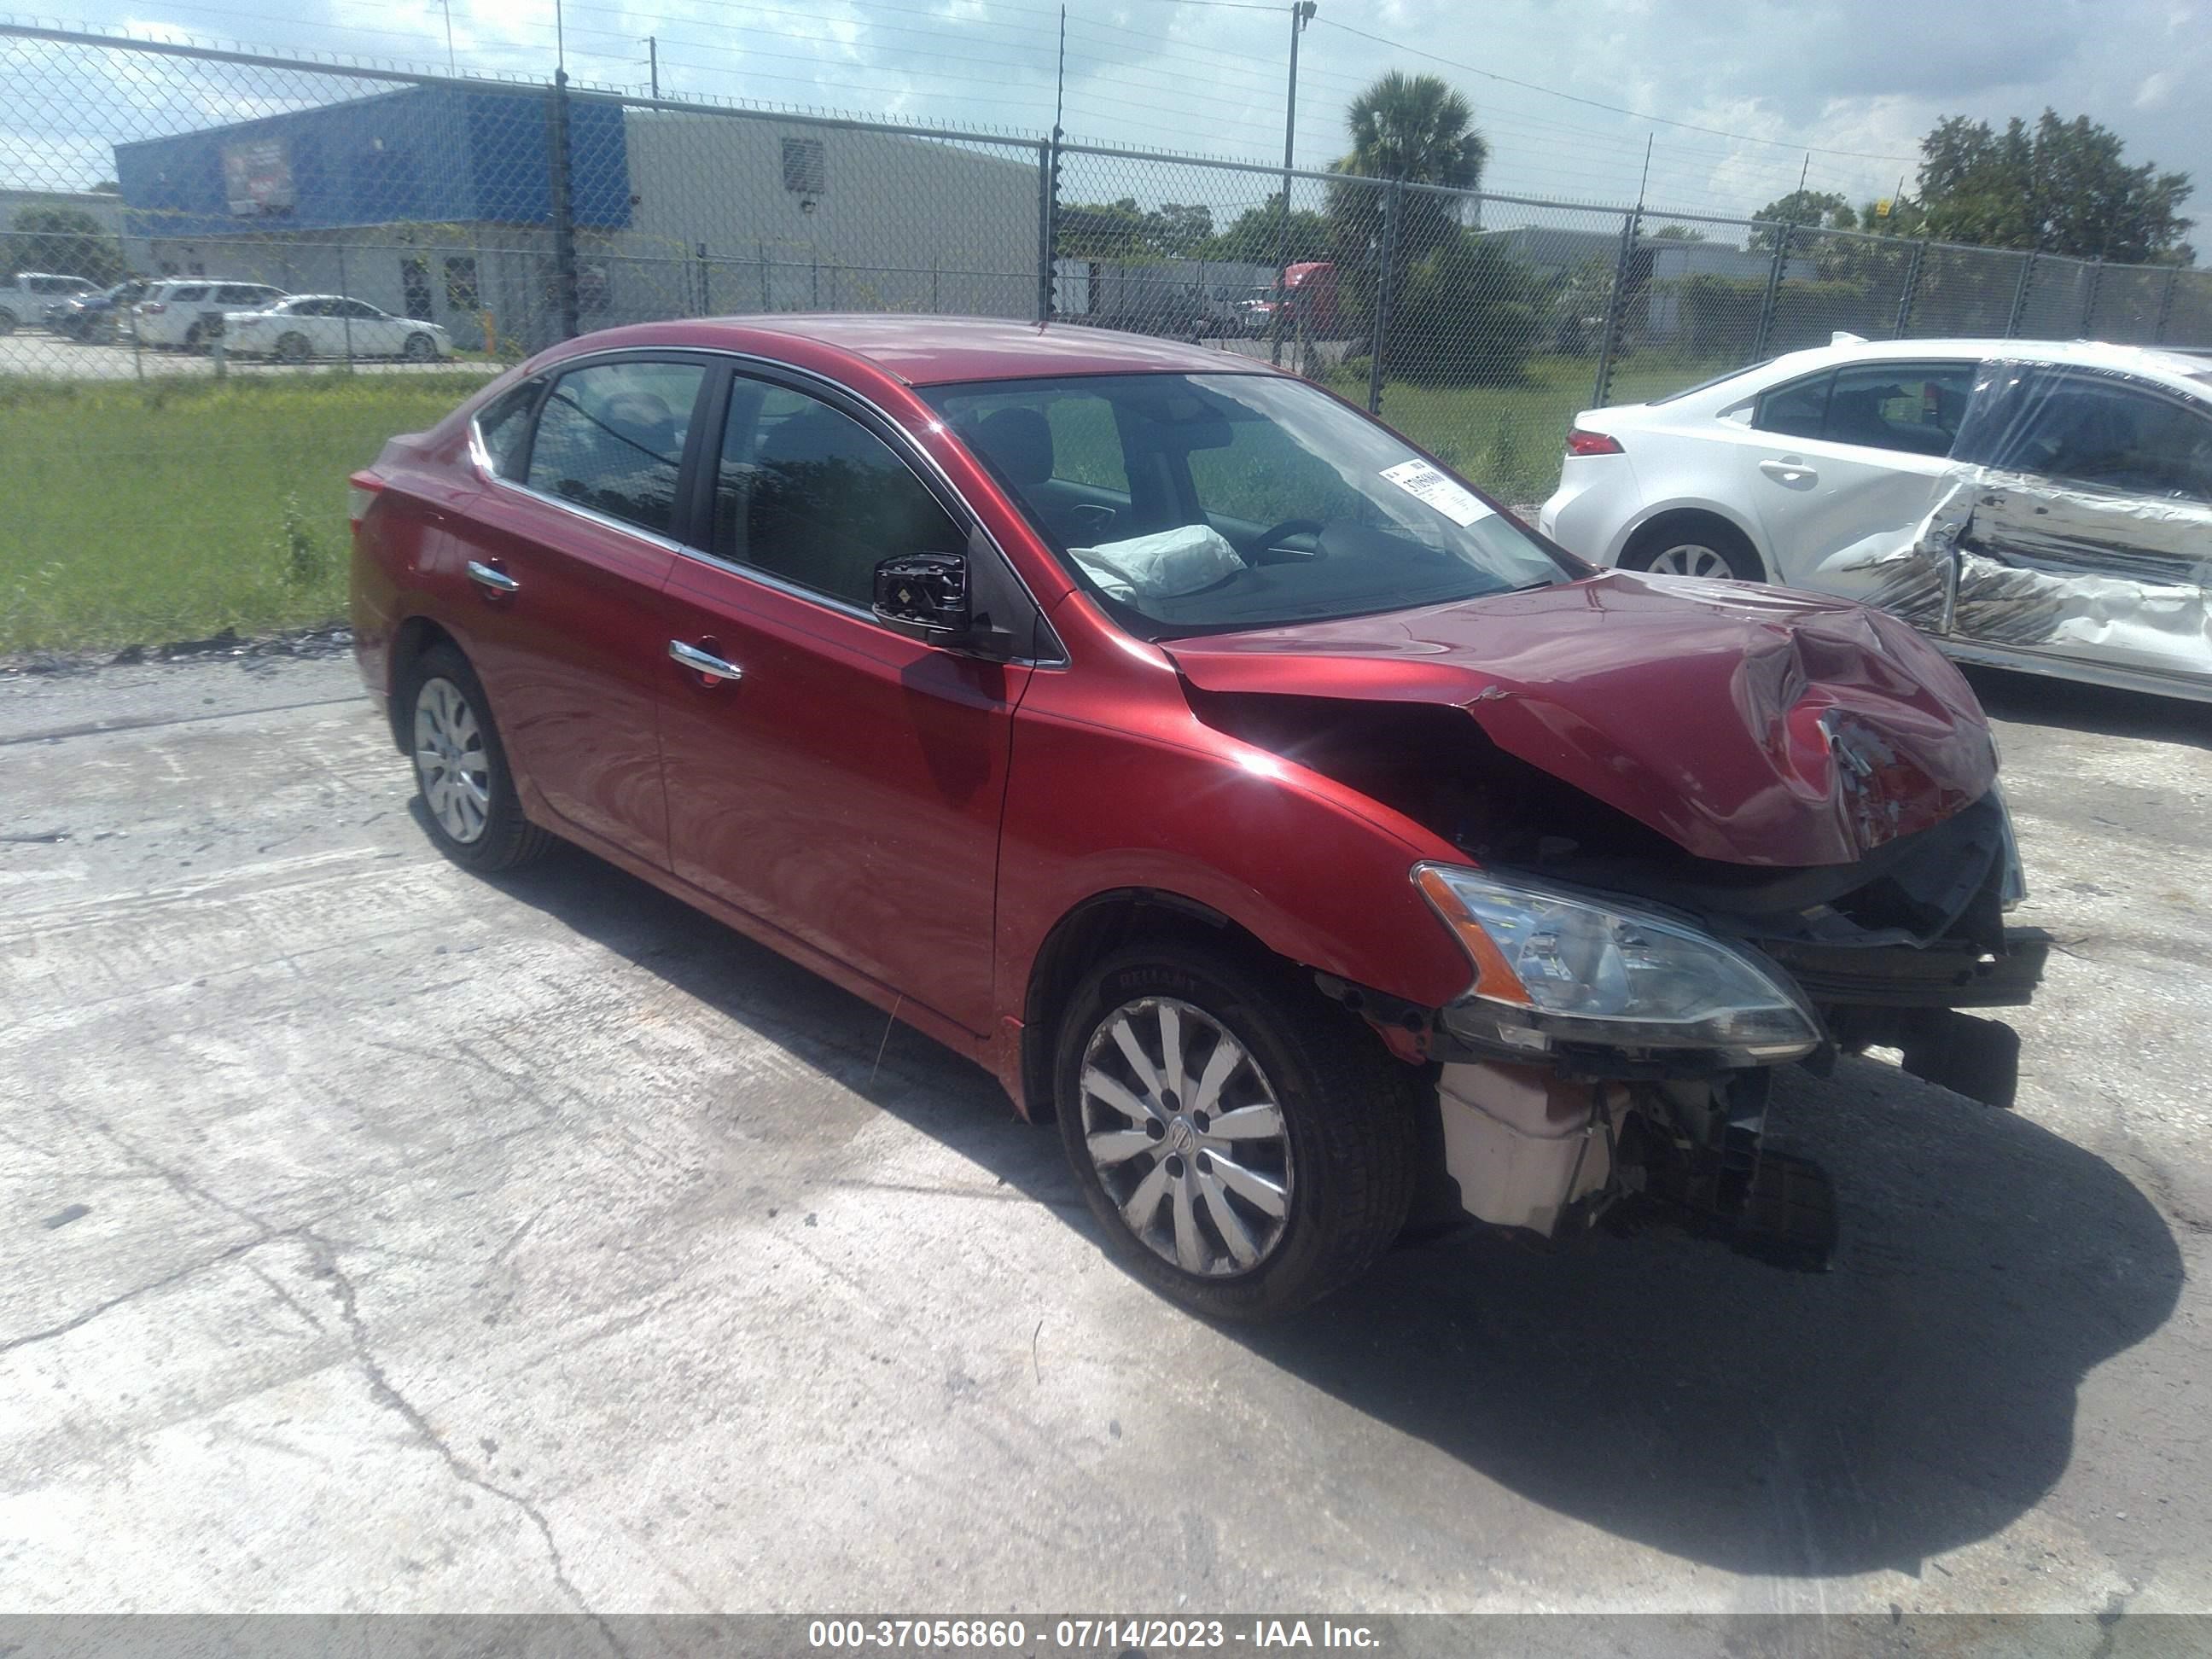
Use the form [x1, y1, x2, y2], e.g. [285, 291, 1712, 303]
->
[1749, 335, 2212, 398]
[638, 314, 1286, 387]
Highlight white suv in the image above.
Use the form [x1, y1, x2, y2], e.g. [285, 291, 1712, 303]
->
[0, 271, 99, 335]
[132, 278, 287, 350]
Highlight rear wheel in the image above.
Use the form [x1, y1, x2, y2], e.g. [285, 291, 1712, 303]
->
[183, 321, 207, 352]
[0, 308, 17, 336]
[1621, 516, 1764, 581]
[399, 643, 553, 874]
[1054, 941, 1417, 1322]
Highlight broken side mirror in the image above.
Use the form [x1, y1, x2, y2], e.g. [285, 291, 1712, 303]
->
[874, 551, 971, 635]
[873, 550, 1021, 660]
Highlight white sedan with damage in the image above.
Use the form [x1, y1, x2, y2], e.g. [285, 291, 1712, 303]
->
[222, 294, 452, 363]
[1540, 337, 2212, 702]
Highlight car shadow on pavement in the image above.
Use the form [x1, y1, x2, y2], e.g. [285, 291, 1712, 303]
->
[1965, 663, 2211, 749]
[488, 830, 2183, 1583]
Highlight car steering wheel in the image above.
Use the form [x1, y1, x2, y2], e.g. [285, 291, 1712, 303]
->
[1250, 518, 1327, 563]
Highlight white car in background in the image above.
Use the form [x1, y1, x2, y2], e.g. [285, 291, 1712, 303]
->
[1540, 337, 2212, 701]
[223, 294, 453, 363]
[132, 278, 287, 349]
[0, 271, 98, 334]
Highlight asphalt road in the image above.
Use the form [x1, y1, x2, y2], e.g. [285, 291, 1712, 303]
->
[1, 648, 2208, 1618]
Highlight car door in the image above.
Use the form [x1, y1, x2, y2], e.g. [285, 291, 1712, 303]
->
[1727, 358, 1979, 590]
[444, 353, 714, 866]
[655, 368, 1038, 1036]
[1949, 367, 2212, 684]
[341, 300, 402, 355]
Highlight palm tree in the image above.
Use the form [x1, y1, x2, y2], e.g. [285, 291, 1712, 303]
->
[1325, 72, 1488, 358]
[1342, 72, 1488, 195]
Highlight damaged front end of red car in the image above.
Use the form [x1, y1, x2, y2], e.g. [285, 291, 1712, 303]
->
[1169, 570, 2049, 1269]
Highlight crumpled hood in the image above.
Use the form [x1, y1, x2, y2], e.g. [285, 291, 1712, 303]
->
[1163, 570, 1998, 866]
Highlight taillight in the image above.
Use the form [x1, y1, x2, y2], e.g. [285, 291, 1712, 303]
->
[1565, 428, 1624, 457]
[140, 300, 166, 313]
[347, 471, 386, 527]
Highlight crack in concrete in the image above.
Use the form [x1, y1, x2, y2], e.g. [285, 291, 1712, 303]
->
[0, 1231, 281, 1354]
[301, 1229, 626, 1654]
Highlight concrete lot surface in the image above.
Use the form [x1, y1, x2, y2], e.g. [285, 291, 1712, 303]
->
[1, 649, 2208, 1616]
[0, 333, 483, 380]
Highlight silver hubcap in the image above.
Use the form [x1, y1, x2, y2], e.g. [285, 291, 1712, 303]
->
[1079, 996, 1294, 1278]
[1649, 543, 1734, 579]
[413, 677, 492, 844]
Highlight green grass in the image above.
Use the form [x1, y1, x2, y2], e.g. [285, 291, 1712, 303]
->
[1319, 352, 1734, 506]
[0, 370, 498, 655]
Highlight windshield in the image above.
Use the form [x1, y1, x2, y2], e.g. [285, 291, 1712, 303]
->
[924, 372, 1569, 637]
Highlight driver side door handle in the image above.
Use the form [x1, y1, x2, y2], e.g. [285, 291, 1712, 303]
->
[668, 638, 743, 684]
[1760, 457, 1818, 486]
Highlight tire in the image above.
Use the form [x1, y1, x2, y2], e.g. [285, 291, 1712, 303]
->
[1053, 940, 1417, 1322]
[402, 333, 437, 362]
[276, 332, 311, 364]
[1621, 516, 1764, 582]
[398, 643, 554, 874]
[0, 308, 16, 336]
[183, 322, 206, 352]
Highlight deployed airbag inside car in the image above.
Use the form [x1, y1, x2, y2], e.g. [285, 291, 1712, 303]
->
[1069, 524, 1245, 601]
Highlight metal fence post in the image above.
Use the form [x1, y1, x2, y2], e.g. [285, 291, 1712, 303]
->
[337, 241, 353, 369]
[2004, 250, 2037, 339]
[1035, 139, 1057, 323]
[546, 72, 580, 343]
[1750, 224, 1790, 363]
[1590, 207, 1638, 410]
[2080, 256, 2104, 336]
[759, 240, 771, 311]
[696, 242, 710, 316]
[121, 225, 144, 381]
[1365, 182, 1400, 416]
[2155, 265, 2180, 342]
[1893, 240, 1927, 339]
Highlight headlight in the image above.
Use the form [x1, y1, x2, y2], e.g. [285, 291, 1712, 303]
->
[1413, 864, 1820, 1066]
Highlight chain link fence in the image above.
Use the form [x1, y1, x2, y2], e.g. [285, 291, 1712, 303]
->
[7, 15, 2212, 553]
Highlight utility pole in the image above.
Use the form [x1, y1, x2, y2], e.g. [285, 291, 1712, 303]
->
[648, 35, 658, 98]
[439, 0, 455, 73]
[1272, 0, 1315, 368]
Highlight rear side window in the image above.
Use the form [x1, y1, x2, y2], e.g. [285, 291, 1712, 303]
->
[216, 285, 268, 304]
[1754, 372, 1831, 439]
[527, 360, 707, 534]
[473, 378, 543, 480]
[1823, 363, 1977, 457]
[169, 285, 209, 303]
[712, 377, 963, 608]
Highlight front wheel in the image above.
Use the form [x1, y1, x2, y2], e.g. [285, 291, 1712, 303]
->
[276, 331, 311, 363]
[402, 333, 437, 361]
[1054, 942, 1417, 1321]
[399, 643, 553, 873]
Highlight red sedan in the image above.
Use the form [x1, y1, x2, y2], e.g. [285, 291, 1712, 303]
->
[351, 316, 2045, 1319]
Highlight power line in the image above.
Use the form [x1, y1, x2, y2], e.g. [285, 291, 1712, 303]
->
[1311, 16, 1922, 166]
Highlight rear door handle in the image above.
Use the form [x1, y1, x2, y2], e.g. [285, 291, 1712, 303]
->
[668, 638, 743, 684]
[1760, 457, 1817, 485]
[467, 559, 520, 594]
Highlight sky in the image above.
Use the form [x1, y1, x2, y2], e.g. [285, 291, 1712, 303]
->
[4, 0, 2207, 237]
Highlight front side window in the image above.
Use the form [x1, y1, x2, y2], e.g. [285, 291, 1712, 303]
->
[925, 372, 1564, 636]
[526, 359, 706, 535]
[169, 285, 208, 303]
[216, 284, 270, 304]
[711, 378, 963, 608]
[2003, 378, 2212, 501]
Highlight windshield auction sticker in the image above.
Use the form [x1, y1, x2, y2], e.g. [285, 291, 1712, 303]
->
[1378, 458, 1492, 527]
